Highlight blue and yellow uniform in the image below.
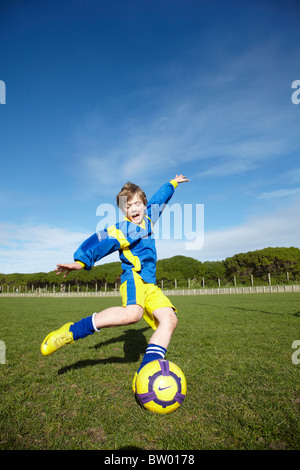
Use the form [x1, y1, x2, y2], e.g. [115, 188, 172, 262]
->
[74, 180, 178, 329]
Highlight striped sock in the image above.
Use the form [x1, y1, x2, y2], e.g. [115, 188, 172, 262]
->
[69, 313, 100, 340]
[138, 343, 167, 373]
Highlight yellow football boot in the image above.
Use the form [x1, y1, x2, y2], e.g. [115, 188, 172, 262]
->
[41, 322, 74, 356]
[131, 371, 138, 394]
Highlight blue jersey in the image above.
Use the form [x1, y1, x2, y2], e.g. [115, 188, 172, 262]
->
[74, 180, 177, 284]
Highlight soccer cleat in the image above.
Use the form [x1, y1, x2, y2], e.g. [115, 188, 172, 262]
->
[41, 322, 75, 356]
[131, 372, 138, 394]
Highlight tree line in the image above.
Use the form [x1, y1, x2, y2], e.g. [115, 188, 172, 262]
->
[1, 247, 300, 292]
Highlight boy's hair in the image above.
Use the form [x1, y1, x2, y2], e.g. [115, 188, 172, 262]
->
[116, 181, 147, 211]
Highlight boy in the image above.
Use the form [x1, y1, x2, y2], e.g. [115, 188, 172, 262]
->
[41, 174, 189, 387]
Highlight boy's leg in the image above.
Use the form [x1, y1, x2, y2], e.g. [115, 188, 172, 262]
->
[77, 270, 144, 334]
[92, 304, 143, 329]
[41, 273, 144, 356]
[41, 304, 143, 356]
[70, 304, 144, 339]
[132, 306, 177, 392]
[149, 307, 178, 349]
[137, 306, 178, 372]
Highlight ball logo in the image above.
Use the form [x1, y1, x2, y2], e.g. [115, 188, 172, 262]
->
[158, 385, 173, 391]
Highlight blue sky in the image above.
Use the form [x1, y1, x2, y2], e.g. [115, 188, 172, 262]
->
[1, 0, 300, 273]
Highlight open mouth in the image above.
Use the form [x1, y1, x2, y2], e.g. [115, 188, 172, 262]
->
[132, 213, 140, 222]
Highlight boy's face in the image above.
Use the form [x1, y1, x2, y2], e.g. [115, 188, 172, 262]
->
[126, 193, 146, 225]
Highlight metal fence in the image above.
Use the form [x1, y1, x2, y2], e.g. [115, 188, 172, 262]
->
[1, 284, 299, 297]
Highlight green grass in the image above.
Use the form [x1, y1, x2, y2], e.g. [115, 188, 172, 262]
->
[0, 293, 299, 450]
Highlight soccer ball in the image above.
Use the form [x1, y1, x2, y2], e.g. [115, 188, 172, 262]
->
[135, 359, 187, 414]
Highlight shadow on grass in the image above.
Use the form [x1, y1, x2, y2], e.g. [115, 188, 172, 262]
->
[58, 327, 149, 375]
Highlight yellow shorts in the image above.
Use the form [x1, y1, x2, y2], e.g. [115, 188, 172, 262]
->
[120, 271, 177, 330]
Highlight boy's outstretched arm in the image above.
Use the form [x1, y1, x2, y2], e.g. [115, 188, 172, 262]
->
[55, 228, 122, 278]
[146, 174, 189, 225]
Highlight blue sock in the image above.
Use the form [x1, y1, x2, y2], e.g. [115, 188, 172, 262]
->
[70, 313, 99, 340]
[138, 343, 167, 373]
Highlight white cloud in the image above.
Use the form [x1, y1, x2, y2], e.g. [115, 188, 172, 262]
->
[75, 69, 298, 194]
[0, 224, 89, 274]
[156, 199, 300, 261]
[75, 101, 200, 193]
[257, 188, 300, 199]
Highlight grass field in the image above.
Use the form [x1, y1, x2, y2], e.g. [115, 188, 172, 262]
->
[0, 293, 299, 450]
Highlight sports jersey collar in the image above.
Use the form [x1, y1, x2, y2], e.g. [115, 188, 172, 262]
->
[123, 216, 146, 229]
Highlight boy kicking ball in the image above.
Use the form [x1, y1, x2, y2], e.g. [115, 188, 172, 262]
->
[41, 174, 189, 387]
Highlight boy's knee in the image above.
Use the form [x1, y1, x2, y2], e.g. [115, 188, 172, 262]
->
[169, 310, 178, 330]
[123, 305, 143, 324]
[154, 307, 178, 331]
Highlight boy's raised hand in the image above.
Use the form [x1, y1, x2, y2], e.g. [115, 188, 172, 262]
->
[55, 262, 83, 278]
[174, 174, 189, 183]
